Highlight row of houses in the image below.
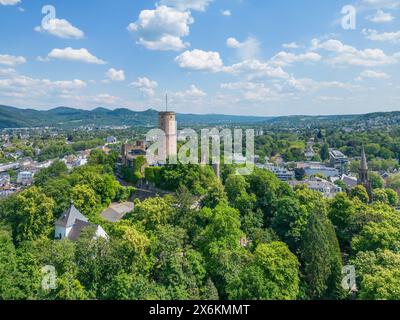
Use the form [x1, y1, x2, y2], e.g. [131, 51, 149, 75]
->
[0, 149, 93, 198]
[256, 148, 367, 199]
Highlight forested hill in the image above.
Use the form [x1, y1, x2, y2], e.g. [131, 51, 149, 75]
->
[267, 111, 400, 127]
[0, 105, 271, 129]
[0, 104, 399, 129]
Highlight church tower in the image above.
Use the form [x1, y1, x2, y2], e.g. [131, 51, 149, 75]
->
[358, 146, 372, 201]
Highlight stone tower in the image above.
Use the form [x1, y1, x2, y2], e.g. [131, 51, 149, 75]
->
[159, 111, 177, 161]
[358, 146, 372, 201]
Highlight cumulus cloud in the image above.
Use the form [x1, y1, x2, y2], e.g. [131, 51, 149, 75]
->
[282, 42, 300, 49]
[221, 10, 231, 16]
[179, 84, 206, 97]
[226, 37, 261, 60]
[361, 0, 400, 9]
[363, 28, 400, 43]
[221, 82, 275, 102]
[222, 59, 289, 79]
[314, 96, 344, 102]
[0, 68, 87, 102]
[270, 51, 322, 67]
[172, 85, 206, 101]
[175, 49, 223, 72]
[92, 94, 121, 105]
[357, 70, 390, 80]
[0, 68, 17, 76]
[0, 54, 26, 66]
[367, 10, 395, 23]
[158, 0, 213, 12]
[311, 38, 400, 66]
[0, 0, 20, 5]
[218, 71, 359, 105]
[127, 5, 193, 51]
[131, 77, 158, 97]
[34, 18, 85, 39]
[45, 47, 106, 64]
[105, 68, 125, 81]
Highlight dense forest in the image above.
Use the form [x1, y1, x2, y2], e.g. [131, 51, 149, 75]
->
[1, 148, 400, 300]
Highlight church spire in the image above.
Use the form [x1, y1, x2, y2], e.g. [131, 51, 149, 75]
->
[361, 145, 368, 171]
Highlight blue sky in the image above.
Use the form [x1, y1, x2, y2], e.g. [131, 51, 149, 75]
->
[0, 0, 399, 116]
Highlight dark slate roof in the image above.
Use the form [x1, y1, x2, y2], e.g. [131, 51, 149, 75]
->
[342, 175, 358, 188]
[67, 219, 93, 241]
[55, 204, 89, 228]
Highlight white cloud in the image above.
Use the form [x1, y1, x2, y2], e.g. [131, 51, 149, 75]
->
[0, 68, 17, 76]
[357, 69, 390, 80]
[361, 0, 400, 9]
[226, 37, 261, 60]
[34, 18, 85, 39]
[282, 42, 300, 49]
[92, 94, 121, 105]
[158, 0, 213, 12]
[127, 5, 193, 51]
[222, 59, 289, 79]
[0, 54, 26, 66]
[273, 77, 359, 97]
[51, 79, 87, 90]
[0, 69, 87, 101]
[314, 96, 344, 102]
[363, 28, 400, 43]
[311, 38, 354, 52]
[367, 10, 395, 23]
[221, 82, 275, 102]
[219, 78, 349, 103]
[175, 49, 223, 72]
[226, 37, 241, 48]
[270, 51, 322, 67]
[311, 38, 400, 66]
[55, 93, 122, 108]
[0, 0, 20, 5]
[221, 10, 231, 16]
[172, 85, 206, 99]
[131, 77, 158, 97]
[105, 68, 125, 81]
[46, 47, 106, 64]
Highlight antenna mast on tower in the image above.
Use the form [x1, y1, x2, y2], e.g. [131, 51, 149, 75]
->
[165, 92, 168, 112]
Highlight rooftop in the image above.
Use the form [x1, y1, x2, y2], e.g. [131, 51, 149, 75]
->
[55, 204, 89, 228]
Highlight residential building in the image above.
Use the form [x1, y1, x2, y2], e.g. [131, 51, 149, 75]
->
[0, 173, 10, 187]
[74, 157, 87, 167]
[304, 142, 316, 159]
[55, 204, 108, 241]
[303, 164, 339, 178]
[288, 177, 342, 198]
[329, 149, 349, 175]
[341, 174, 358, 188]
[0, 162, 20, 173]
[106, 136, 118, 144]
[0, 188, 18, 198]
[258, 163, 295, 181]
[121, 140, 147, 168]
[17, 171, 34, 186]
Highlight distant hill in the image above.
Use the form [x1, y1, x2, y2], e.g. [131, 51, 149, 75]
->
[0, 105, 399, 129]
[266, 111, 400, 127]
[0, 105, 272, 129]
